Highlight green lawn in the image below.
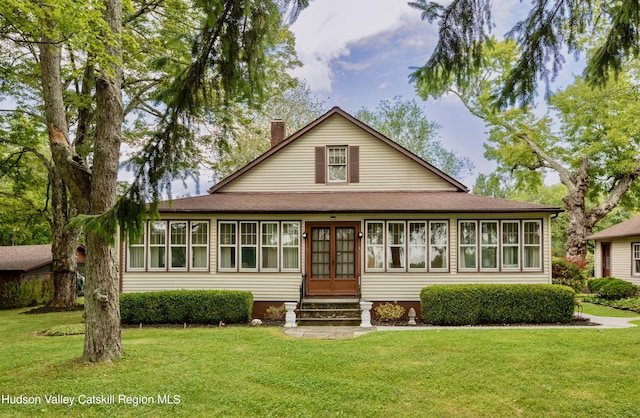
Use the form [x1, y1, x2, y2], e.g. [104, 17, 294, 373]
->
[1, 307, 639, 418]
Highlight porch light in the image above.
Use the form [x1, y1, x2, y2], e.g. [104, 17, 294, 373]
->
[302, 232, 307, 239]
[358, 231, 363, 239]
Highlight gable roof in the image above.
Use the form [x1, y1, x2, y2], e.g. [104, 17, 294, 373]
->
[0, 244, 52, 271]
[209, 107, 469, 194]
[158, 191, 562, 214]
[588, 215, 640, 240]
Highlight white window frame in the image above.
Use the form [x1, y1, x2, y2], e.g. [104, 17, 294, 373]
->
[148, 221, 167, 270]
[281, 222, 300, 271]
[327, 146, 347, 182]
[365, 221, 385, 271]
[523, 220, 542, 271]
[480, 220, 499, 271]
[501, 221, 520, 270]
[458, 221, 478, 271]
[218, 221, 237, 271]
[239, 222, 258, 272]
[190, 221, 209, 271]
[127, 227, 146, 271]
[169, 221, 188, 271]
[429, 220, 449, 271]
[387, 221, 406, 271]
[408, 221, 427, 271]
[261, 222, 279, 271]
[633, 243, 640, 276]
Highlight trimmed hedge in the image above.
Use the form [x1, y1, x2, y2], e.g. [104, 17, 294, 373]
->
[420, 284, 575, 326]
[120, 290, 253, 325]
[0, 278, 53, 310]
[587, 277, 638, 300]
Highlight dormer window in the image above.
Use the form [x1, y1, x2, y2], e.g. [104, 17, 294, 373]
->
[328, 147, 347, 182]
[315, 145, 359, 184]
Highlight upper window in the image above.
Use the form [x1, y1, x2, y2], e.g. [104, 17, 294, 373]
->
[459, 221, 477, 270]
[502, 221, 520, 270]
[327, 147, 347, 182]
[315, 146, 359, 184]
[523, 221, 542, 270]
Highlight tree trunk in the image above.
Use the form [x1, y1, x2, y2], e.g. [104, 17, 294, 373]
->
[82, 0, 124, 362]
[561, 164, 590, 266]
[49, 166, 81, 308]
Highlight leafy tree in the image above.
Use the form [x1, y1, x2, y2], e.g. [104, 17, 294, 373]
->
[0, 0, 307, 362]
[355, 97, 474, 179]
[409, 0, 640, 107]
[422, 39, 640, 264]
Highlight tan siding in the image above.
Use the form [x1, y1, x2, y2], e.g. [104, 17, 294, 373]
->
[222, 115, 458, 192]
[593, 242, 602, 278]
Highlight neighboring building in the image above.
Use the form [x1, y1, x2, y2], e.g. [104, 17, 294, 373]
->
[588, 215, 640, 286]
[119, 107, 562, 317]
[0, 244, 86, 291]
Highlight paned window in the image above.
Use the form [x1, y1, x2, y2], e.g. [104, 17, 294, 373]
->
[149, 221, 167, 269]
[240, 222, 258, 270]
[523, 221, 541, 270]
[219, 222, 237, 270]
[408, 222, 427, 270]
[429, 221, 448, 270]
[366, 222, 385, 270]
[261, 222, 279, 270]
[480, 221, 498, 270]
[502, 221, 520, 269]
[127, 228, 146, 270]
[170, 221, 188, 269]
[633, 244, 640, 276]
[191, 222, 209, 270]
[459, 221, 477, 270]
[282, 222, 300, 270]
[327, 147, 347, 182]
[217, 221, 300, 272]
[387, 222, 405, 270]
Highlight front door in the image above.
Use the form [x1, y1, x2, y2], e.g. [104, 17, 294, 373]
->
[306, 222, 359, 296]
[602, 243, 611, 277]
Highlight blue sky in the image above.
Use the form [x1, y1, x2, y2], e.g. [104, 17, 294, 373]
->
[288, 0, 583, 187]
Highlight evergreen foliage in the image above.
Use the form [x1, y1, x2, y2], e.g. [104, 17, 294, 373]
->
[409, 0, 640, 107]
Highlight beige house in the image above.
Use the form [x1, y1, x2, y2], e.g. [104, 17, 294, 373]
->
[589, 215, 640, 286]
[120, 107, 561, 318]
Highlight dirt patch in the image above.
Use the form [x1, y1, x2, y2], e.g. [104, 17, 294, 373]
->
[23, 305, 84, 315]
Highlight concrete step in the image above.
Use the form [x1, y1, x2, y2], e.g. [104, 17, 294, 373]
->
[297, 299, 361, 326]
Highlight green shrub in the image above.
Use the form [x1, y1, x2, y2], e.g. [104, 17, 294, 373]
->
[120, 290, 253, 325]
[420, 284, 575, 326]
[587, 277, 638, 299]
[552, 258, 587, 292]
[587, 277, 638, 300]
[0, 277, 53, 309]
[583, 295, 640, 313]
[374, 302, 406, 321]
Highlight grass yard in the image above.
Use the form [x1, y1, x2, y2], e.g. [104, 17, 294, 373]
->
[1, 307, 639, 418]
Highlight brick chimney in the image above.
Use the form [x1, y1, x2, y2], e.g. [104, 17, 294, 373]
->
[270, 119, 286, 148]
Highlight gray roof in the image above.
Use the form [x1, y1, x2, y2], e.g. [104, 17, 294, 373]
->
[159, 191, 562, 214]
[0, 245, 52, 271]
[588, 216, 640, 240]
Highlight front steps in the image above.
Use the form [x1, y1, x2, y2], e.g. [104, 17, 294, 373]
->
[297, 298, 361, 326]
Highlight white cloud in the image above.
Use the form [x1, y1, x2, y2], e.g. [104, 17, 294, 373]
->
[290, 0, 417, 92]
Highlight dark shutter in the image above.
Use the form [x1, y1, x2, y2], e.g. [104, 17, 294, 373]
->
[315, 146, 325, 183]
[349, 146, 359, 183]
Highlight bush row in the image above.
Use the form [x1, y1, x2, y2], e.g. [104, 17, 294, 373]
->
[120, 290, 253, 325]
[420, 284, 575, 326]
[0, 278, 53, 310]
[587, 277, 638, 300]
